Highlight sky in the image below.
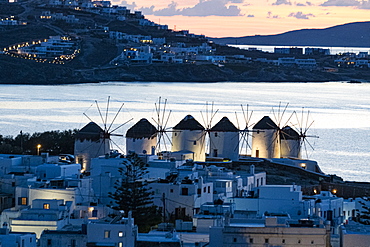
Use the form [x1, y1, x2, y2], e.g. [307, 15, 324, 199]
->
[112, 0, 370, 37]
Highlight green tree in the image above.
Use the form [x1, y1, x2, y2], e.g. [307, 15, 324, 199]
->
[109, 153, 162, 232]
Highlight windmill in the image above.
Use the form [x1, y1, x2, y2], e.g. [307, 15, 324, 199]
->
[235, 104, 255, 157]
[289, 107, 319, 159]
[152, 97, 174, 155]
[74, 97, 132, 173]
[251, 102, 294, 159]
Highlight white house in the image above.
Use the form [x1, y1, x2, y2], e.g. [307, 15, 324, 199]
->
[151, 174, 214, 218]
[228, 185, 314, 219]
[10, 199, 72, 238]
[0, 228, 36, 247]
[210, 216, 331, 247]
[86, 215, 136, 247]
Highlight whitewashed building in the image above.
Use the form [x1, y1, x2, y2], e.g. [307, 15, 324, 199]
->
[74, 122, 110, 173]
[126, 118, 157, 155]
[251, 116, 280, 159]
[171, 115, 206, 162]
[209, 117, 239, 161]
[210, 216, 331, 247]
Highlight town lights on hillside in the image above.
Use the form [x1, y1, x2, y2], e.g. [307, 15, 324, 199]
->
[37, 144, 41, 155]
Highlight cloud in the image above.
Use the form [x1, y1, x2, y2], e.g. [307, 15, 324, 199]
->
[296, 3, 306, 5]
[288, 11, 315, 19]
[120, 1, 137, 10]
[306, 1, 312, 5]
[320, 0, 359, 6]
[272, 0, 292, 5]
[139, 5, 155, 15]
[267, 11, 280, 18]
[320, 0, 370, 8]
[358, 0, 370, 9]
[151, 0, 243, 17]
[151, 1, 179, 16]
[247, 14, 255, 17]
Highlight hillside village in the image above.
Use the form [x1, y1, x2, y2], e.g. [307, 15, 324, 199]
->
[1, 0, 370, 83]
[1, 98, 370, 247]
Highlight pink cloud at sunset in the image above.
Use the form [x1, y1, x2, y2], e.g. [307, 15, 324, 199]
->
[112, 0, 370, 37]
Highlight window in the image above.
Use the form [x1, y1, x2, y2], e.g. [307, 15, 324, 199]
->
[298, 240, 301, 244]
[43, 203, 50, 209]
[233, 238, 237, 242]
[118, 242, 123, 247]
[92, 209, 98, 217]
[47, 239, 52, 246]
[12, 182, 15, 187]
[249, 238, 253, 243]
[197, 188, 201, 195]
[119, 231, 125, 237]
[214, 132, 218, 137]
[203, 187, 206, 193]
[170, 189, 174, 193]
[193, 141, 197, 145]
[213, 149, 218, 157]
[311, 240, 314, 244]
[208, 186, 210, 193]
[181, 187, 188, 195]
[282, 239, 285, 243]
[256, 149, 259, 158]
[71, 239, 76, 247]
[104, 230, 110, 238]
[18, 197, 27, 205]
[265, 238, 269, 243]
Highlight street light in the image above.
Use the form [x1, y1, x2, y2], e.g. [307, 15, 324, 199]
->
[37, 144, 41, 155]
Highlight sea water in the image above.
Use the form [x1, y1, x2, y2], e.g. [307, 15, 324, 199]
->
[0, 82, 369, 182]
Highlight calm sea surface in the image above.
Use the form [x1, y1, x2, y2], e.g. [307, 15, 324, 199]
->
[0, 82, 369, 182]
[230, 44, 370, 55]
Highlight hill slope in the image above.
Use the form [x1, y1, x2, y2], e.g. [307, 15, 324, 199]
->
[211, 21, 370, 47]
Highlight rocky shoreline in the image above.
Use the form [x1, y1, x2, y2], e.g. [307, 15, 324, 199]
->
[1, 56, 363, 84]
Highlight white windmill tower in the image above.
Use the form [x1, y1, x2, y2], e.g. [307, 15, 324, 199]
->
[251, 116, 280, 159]
[171, 115, 206, 162]
[209, 116, 239, 161]
[74, 97, 132, 173]
[280, 126, 301, 158]
[126, 118, 158, 155]
[281, 108, 318, 159]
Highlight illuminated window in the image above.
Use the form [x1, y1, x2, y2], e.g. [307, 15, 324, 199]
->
[18, 197, 27, 205]
[118, 242, 123, 247]
[118, 231, 125, 237]
[104, 230, 110, 238]
[43, 203, 50, 209]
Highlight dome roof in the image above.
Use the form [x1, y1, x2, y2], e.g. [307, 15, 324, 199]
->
[253, 116, 278, 130]
[173, 115, 204, 130]
[126, 118, 157, 139]
[210, 117, 238, 132]
[281, 126, 300, 140]
[75, 122, 104, 141]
